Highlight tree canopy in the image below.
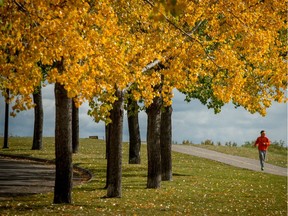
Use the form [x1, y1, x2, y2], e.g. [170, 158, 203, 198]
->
[0, 0, 286, 117]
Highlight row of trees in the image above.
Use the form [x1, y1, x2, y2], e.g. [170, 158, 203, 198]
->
[1, 0, 286, 204]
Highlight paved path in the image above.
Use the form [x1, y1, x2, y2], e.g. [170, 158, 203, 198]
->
[172, 145, 287, 176]
[0, 156, 91, 201]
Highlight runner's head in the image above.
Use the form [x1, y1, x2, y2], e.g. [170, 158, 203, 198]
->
[260, 130, 265, 137]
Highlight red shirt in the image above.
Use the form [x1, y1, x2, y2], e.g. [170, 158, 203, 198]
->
[255, 136, 270, 151]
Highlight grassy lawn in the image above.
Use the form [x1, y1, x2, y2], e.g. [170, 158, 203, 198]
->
[190, 143, 287, 168]
[0, 137, 287, 215]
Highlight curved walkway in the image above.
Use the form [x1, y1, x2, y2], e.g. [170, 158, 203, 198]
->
[172, 145, 287, 176]
[0, 156, 91, 201]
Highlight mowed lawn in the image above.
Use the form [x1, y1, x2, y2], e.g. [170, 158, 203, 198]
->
[0, 137, 287, 216]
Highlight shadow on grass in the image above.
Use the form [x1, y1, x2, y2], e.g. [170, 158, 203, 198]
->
[172, 172, 193, 177]
[0, 192, 39, 198]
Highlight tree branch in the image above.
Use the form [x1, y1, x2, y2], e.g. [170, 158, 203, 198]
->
[13, 0, 28, 14]
[143, 0, 221, 69]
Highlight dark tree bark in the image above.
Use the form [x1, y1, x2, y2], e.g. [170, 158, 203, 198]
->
[105, 124, 110, 160]
[106, 89, 124, 198]
[146, 96, 162, 189]
[32, 86, 43, 150]
[53, 82, 73, 204]
[3, 89, 9, 149]
[104, 123, 111, 189]
[72, 102, 79, 153]
[127, 96, 141, 164]
[160, 105, 173, 181]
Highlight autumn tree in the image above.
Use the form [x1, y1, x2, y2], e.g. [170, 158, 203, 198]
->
[1, 0, 286, 201]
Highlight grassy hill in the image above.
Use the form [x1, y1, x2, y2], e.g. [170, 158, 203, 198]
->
[0, 137, 287, 215]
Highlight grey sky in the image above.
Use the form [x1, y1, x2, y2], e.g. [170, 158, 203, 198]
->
[0, 84, 287, 145]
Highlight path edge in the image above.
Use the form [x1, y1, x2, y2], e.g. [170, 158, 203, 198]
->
[0, 153, 93, 183]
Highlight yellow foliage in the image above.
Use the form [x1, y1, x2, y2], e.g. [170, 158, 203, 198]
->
[0, 0, 286, 118]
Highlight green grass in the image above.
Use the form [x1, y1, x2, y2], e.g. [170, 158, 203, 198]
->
[0, 137, 287, 216]
[190, 143, 288, 168]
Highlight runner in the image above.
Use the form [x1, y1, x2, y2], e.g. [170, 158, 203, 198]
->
[254, 130, 271, 171]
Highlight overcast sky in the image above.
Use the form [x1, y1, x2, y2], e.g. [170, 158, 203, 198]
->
[0, 84, 287, 146]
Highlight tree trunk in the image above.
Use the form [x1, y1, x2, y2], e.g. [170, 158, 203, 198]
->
[105, 124, 111, 189]
[107, 89, 124, 198]
[105, 124, 109, 160]
[127, 97, 141, 164]
[72, 102, 79, 153]
[160, 105, 173, 181]
[146, 96, 162, 189]
[54, 82, 73, 204]
[32, 86, 43, 150]
[3, 89, 9, 149]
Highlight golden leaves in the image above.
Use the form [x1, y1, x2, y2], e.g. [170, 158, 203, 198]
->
[0, 0, 286, 117]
